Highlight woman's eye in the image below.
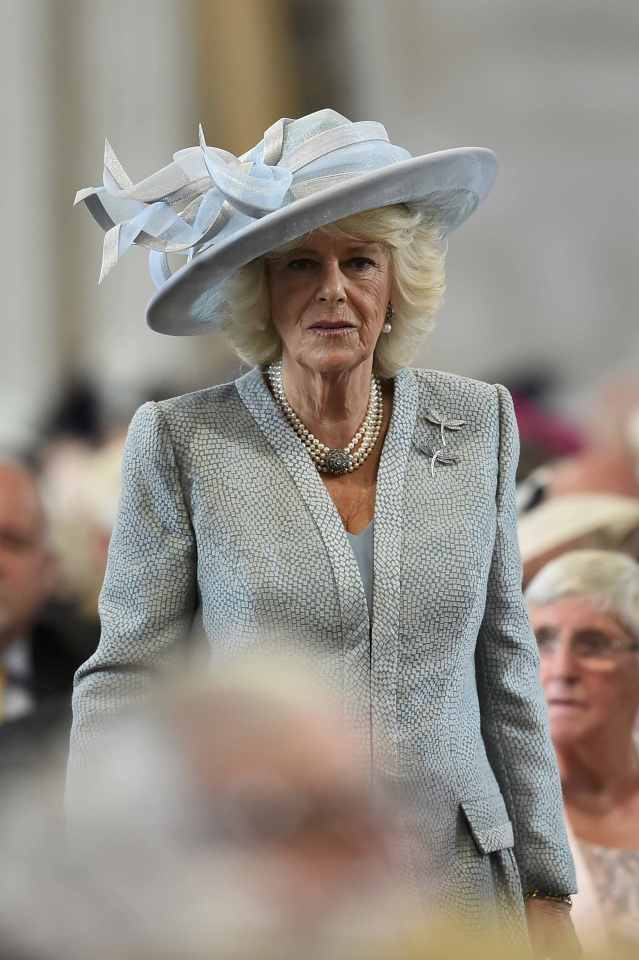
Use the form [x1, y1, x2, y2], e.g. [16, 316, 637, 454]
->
[348, 257, 375, 270]
[287, 258, 316, 271]
[534, 627, 555, 650]
[573, 631, 612, 657]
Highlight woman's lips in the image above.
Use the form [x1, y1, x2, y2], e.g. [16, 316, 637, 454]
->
[547, 699, 587, 712]
[309, 323, 356, 337]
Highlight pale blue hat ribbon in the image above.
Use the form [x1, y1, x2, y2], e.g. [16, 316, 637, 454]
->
[75, 115, 403, 290]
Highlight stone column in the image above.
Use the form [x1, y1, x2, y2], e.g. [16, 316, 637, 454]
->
[0, 1, 60, 449]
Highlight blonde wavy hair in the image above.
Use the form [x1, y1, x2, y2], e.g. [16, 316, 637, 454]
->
[221, 204, 447, 378]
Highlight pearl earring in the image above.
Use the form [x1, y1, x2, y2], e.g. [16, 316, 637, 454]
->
[383, 303, 393, 334]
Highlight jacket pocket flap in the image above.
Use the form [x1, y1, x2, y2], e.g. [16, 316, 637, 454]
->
[460, 793, 514, 854]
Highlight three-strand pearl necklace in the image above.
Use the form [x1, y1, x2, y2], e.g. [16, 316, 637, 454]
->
[267, 360, 383, 475]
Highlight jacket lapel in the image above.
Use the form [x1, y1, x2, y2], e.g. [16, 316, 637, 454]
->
[370, 367, 418, 765]
[235, 367, 370, 662]
[235, 366, 419, 756]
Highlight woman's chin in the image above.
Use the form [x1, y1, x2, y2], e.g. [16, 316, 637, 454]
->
[549, 714, 593, 746]
[302, 339, 369, 375]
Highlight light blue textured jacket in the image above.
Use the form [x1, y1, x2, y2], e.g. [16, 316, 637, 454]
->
[69, 365, 576, 913]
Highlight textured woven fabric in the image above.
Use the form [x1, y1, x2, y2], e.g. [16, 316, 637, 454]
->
[68, 365, 576, 917]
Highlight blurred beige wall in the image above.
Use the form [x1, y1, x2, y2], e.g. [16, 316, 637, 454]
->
[3, 0, 639, 447]
[195, 0, 301, 154]
[1, 0, 60, 449]
[341, 0, 639, 410]
[1, 0, 215, 445]
[0, 0, 301, 447]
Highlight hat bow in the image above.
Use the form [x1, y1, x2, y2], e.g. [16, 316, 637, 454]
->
[75, 114, 393, 290]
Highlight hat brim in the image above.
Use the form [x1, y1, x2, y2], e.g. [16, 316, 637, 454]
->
[146, 146, 496, 336]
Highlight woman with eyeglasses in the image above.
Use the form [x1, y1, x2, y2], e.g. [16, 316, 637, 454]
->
[526, 549, 639, 952]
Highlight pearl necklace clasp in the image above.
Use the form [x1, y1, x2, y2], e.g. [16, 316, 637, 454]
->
[266, 361, 383, 475]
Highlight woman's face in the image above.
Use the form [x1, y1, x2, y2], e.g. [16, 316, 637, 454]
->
[266, 229, 392, 376]
[529, 594, 639, 747]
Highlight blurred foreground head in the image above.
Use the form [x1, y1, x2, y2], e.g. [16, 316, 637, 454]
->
[127, 655, 401, 921]
[3, 651, 628, 958]
[4, 654, 411, 959]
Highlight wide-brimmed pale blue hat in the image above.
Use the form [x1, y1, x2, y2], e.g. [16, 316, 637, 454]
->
[76, 108, 497, 336]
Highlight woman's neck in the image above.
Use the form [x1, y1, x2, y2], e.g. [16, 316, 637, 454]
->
[280, 355, 375, 449]
[557, 726, 639, 805]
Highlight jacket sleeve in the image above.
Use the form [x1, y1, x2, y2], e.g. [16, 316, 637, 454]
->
[67, 401, 197, 781]
[475, 383, 576, 896]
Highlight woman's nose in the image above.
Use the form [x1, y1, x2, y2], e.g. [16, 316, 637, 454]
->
[545, 637, 580, 680]
[316, 260, 346, 304]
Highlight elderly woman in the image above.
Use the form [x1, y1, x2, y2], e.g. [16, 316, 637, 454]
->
[70, 110, 578, 954]
[527, 549, 639, 950]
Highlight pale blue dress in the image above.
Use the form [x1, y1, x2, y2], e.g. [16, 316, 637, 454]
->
[346, 521, 374, 618]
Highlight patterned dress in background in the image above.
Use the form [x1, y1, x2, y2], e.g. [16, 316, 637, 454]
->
[579, 841, 639, 948]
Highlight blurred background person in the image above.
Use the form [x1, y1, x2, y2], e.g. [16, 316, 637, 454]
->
[547, 376, 639, 501]
[518, 493, 639, 588]
[526, 550, 639, 952]
[0, 459, 92, 772]
[517, 372, 639, 514]
[509, 378, 584, 485]
[40, 430, 124, 634]
[0, 460, 56, 723]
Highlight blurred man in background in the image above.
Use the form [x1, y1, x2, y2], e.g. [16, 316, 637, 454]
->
[0, 459, 86, 769]
[0, 460, 56, 721]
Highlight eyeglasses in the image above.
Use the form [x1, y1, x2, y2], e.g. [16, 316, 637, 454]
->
[535, 626, 639, 671]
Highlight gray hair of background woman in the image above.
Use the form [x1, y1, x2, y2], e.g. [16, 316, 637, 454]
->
[525, 548, 639, 643]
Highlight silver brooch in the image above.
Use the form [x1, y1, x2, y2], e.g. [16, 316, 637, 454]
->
[428, 447, 457, 479]
[416, 409, 467, 478]
[412, 440, 459, 478]
[424, 410, 467, 447]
